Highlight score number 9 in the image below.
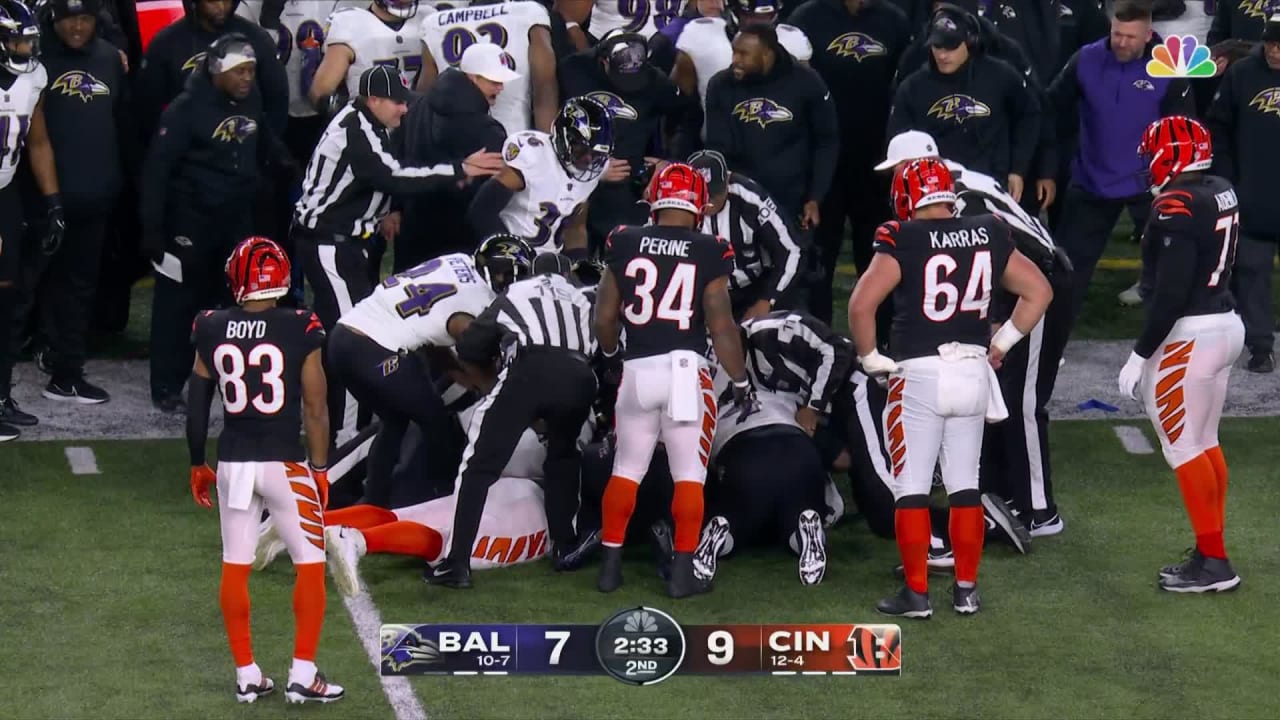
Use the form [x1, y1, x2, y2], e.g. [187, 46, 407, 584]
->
[706, 630, 734, 666]
[617, 0, 680, 31]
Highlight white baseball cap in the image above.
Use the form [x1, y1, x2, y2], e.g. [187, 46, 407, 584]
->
[460, 42, 521, 84]
[874, 130, 942, 171]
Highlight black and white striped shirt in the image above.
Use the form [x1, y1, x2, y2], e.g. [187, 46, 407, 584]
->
[294, 100, 460, 239]
[740, 310, 852, 413]
[456, 273, 596, 365]
[702, 173, 804, 305]
[949, 160, 1057, 272]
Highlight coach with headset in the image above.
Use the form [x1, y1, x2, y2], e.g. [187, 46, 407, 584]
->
[140, 34, 296, 413]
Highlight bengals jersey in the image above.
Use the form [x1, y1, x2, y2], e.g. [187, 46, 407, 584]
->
[605, 225, 735, 360]
[872, 215, 1014, 361]
[1135, 176, 1239, 358]
[193, 306, 327, 463]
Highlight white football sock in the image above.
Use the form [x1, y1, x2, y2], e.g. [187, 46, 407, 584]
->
[236, 662, 262, 688]
[290, 659, 317, 686]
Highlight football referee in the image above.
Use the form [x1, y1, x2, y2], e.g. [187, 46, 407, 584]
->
[425, 249, 599, 589]
[292, 65, 503, 443]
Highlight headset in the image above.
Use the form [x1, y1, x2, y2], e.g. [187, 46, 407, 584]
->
[932, 2, 982, 51]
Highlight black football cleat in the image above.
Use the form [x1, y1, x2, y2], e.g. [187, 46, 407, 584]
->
[982, 493, 1032, 554]
[650, 520, 675, 581]
[235, 676, 274, 703]
[597, 546, 623, 593]
[1158, 554, 1241, 593]
[553, 529, 601, 572]
[877, 586, 932, 619]
[952, 583, 981, 615]
[1158, 548, 1200, 581]
[666, 551, 711, 599]
[894, 535, 954, 578]
[423, 559, 472, 589]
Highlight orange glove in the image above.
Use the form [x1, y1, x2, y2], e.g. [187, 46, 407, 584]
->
[311, 464, 329, 510]
[190, 465, 216, 508]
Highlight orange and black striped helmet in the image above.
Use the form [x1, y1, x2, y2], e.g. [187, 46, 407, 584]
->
[1138, 115, 1213, 194]
[647, 162, 711, 223]
[225, 236, 292, 305]
[891, 158, 957, 221]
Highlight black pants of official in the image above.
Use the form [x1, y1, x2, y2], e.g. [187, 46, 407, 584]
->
[0, 183, 25, 397]
[979, 268, 1073, 518]
[1233, 233, 1279, 356]
[826, 375, 898, 540]
[15, 209, 109, 383]
[810, 162, 890, 324]
[1053, 184, 1150, 328]
[327, 324, 457, 507]
[447, 350, 598, 566]
[579, 440, 675, 546]
[149, 208, 248, 400]
[294, 228, 375, 443]
[705, 426, 827, 551]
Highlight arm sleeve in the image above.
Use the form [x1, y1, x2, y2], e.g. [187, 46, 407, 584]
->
[467, 176, 516, 239]
[655, 74, 703, 160]
[343, 111, 462, 194]
[1204, 68, 1237, 181]
[1006, 67, 1042, 178]
[806, 72, 840, 205]
[740, 187, 803, 302]
[140, 103, 192, 246]
[1134, 231, 1198, 358]
[1160, 79, 1196, 117]
[185, 373, 216, 466]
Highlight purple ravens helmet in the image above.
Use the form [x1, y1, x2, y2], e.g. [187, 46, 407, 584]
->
[0, 0, 40, 75]
[552, 96, 614, 183]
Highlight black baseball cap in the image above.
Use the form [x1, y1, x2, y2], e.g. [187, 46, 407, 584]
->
[359, 65, 410, 103]
[927, 10, 967, 50]
[687, 150, 728, 195]
[49, 0, 99, 21]
[1264, 13, 1280, 42]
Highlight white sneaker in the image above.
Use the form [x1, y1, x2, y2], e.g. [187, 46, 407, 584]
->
[252, 518, 285, 571]
[285, 671, 345, 704]
[1118, 282, 1143, 306]
[797, 509, 827, 586]
[325, 526, 367, 596]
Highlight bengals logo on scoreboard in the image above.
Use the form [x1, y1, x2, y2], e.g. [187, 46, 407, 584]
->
[849, 625, 901, 671]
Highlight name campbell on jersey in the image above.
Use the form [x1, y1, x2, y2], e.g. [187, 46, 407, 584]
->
[500, 130, 599, 254]
[0, 62, 46, 189]
[326, 5, 425, 98]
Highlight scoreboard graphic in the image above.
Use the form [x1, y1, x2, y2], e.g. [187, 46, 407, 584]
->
[381, 607, 901, 684]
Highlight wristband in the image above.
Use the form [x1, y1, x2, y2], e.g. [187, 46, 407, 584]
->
[309, 462, 327, 473]
[733, 378, 750, 389]
[601, 346, 619, 358]
[991, 320, 1026, 354]
[565, 21, 580, 29]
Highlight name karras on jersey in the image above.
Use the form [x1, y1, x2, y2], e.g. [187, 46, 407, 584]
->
[929, 225, 990, 249]
[639, 236, 692, 257]
[1214, 189, 1239, 212]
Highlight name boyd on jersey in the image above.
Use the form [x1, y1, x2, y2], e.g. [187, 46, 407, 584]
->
[929, 225, 990, 249]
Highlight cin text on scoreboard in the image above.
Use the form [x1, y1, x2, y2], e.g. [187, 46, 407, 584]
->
[381, 607, 901, 685]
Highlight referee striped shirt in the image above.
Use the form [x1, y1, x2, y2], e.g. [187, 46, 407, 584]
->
[457, 273, 596, 365]
[741, 310, 852, 413]
[702, 173, 804, 303]
[948, 160, 1056, 271]
[294, 100, 460, 239]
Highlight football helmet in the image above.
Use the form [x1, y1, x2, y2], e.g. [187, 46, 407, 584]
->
[552, 96, 614, 183]
[475, 234, 535, 293]
[647, 162, 711, 223]
[731, 0, 779, 25]
[374, 0, 418, 19]
[1138, 115, 1213, 195]
[226, 236, 292, 304]
[891, 158, 957, 221]
[571, 257, 607, 288]
[0, 0, 39, 75]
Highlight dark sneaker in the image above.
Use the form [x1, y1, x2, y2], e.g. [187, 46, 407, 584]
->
[666, 551, 712, 599]
[235, 675, 274, 703]
[44, 376, 110, 404]
[1159, 548, 1200, 581]
[0, 396, 37, 426]
[422, 559, 472, 589]
[0, 421, 18, 442]
[1159, 554, 1241, 593]
[553, 529, 601, 572]
[876, 586, 932, 619]
[1028, 511, 1064, 538]
[953, 583, 981, 615]
[982, 493, 1033, 553]
[1247, 351, 1274, 374]
[285, 672, 344, 704]
[153, 393, 187, 414]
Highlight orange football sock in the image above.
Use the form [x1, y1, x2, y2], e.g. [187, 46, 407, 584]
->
[323, 504, 398, 529]
[1203, 445, 1229, 527]
[1175, 454, 1225, 559]
[671, 481, 706, 553]
[364, 522, 444, 560]
[219, 562, 254, 667]
[949, 505, 985, 585]
[894, 508, 931, 594]
[601, 476, 640, 547]
[292, 562, 326, 662]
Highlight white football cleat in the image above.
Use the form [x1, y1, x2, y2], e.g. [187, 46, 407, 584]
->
[252, 518, 285, 570]
[692, 516, 731, 583]
[797, 509, 827, 586]
[325, 526, 367, 596]
[235, 675, 274, 703]
[285, 671, 344, 704]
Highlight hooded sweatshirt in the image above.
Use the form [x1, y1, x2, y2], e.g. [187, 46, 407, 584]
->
[1204, 44, 1280, 236]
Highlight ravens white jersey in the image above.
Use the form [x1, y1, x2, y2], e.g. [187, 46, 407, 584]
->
[0, 63, 46, 189]
[237, 0, 364, 117]
[420, 1, 549, 136]
[676, 18, 812, 106]
[500, 130, 600, 254]
[589, 0, 681, 39]
[326, 5, 426, 98]
[337, 253, 495, 352]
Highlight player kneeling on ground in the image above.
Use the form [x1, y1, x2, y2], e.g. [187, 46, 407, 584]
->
[848, 159, 1051, 618]
[1118, 116, 1244, 593]
[187, 237, 343, 704]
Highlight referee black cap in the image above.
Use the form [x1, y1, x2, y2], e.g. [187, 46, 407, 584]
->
[359, 65, 410, 103]
[532, 253, 574, 278]
[687, 150, 728, 195]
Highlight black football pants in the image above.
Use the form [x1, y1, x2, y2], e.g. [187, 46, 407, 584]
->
[1232, 233, 1279, 355]
[705, 426, 827, 549]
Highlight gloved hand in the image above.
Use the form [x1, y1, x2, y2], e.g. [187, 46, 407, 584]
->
[598, 348, 623, 387]
[858, 349, 899, 376]
[1118, 351, 1145, 401]
[731, 379, 761, 423]
[43, 195, 65, 256]
[310, 463, 329, 509]
[190, 464, 216, 508]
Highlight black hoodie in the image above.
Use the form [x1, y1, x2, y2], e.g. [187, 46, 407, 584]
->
[1205, 45, 1280, 236]
[38, 15, 136, 215]
[704, 46, 840, 217]
[135, 0, 288, 141]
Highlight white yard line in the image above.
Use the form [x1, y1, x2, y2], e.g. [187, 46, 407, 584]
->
[341, 590, 429, 720]
[1112, 426, 1155, 455]
[64, 447, 101, 475]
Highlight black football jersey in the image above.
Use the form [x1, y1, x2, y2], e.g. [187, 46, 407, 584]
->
[192, 306, 326, 462]
[1135, 175, 1238, 357]
[872, 215, 1014, 361]
[605, 225, 735, 360]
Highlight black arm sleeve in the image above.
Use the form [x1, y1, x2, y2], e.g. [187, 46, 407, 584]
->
[467, 177, 517, 240]
[1134, 232, 1198, 358]
[185, 373, 217, 466]
[1048, 51, 1082, 141]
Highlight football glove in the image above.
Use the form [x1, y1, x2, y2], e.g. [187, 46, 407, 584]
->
[731, 379, 761, 423]
[43, 196, 65, 256]
[311, 463, 330, 510]
[1118, 351, 1145, 401]
[858, 349, 899, 376]
[190, 464, 216, 508]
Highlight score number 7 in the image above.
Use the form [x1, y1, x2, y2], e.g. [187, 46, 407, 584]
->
[545, 630, 570, 665]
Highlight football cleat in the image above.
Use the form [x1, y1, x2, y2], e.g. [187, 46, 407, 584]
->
[649, 520, 675, 581]
[796, 510, 827, 586]
[1028, 511, 1064, 538]
[982, 493, 1032, 554]
[235, 675, 274, 703]
[597, 546, 623, 593]
[423, 558, 472, 589]
[876, 586, 932, 619]
[553, 529, 601, 572]
[285, 672, 344, 704]
[1158, 554, 1241, 593]
[0, 421, 17, 442]
[253, 518, 285, 570]
[692, 515, 731, 583]
[952, 583, 981, 615]
[893, 536, 954, 578]
[1158, 548, 1200, 580]
[325, 526, 366, 597]
[666, 551, 711, 599]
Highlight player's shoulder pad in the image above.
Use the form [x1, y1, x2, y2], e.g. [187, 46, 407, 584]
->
[502, 130, 548, 170]
[325, 6, 370, 39]
[714, 234, 735, 261]
[512, 1, 551, 26]
[873, 221, 901, 249]
[298, 309, 326, 335]
[191, 308, 218, 340]
[1152, 189, 1196, 222]
[680, 16, 725, 44]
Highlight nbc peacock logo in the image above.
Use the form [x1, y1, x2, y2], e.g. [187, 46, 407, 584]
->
[1146, 35, 1217, 78]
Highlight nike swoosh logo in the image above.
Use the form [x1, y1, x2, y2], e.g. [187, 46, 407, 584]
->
[823, 92, 830, 101]
[1158, 213, 1175, 220]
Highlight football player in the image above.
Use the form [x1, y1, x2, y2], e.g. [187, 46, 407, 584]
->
[1117, 116, 1245, 594]
[847, 158, 1051, 618]
[468, 96, 614, 259]
[417, 0, 558, 134]
[187, 238, 342, 704]
[593, 163, 758, 598]
[555, 0, 684, 46]
[307, 0, 424, 114]
[326, 236, 530, 507]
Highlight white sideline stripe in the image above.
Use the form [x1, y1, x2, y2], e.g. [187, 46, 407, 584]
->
[1113, 425, 1155, 455]
[340, 591, 429, 720]
[64, 447, 100, 475]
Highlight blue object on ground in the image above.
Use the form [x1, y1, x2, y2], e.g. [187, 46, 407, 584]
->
[1077, 399, 1119, 412]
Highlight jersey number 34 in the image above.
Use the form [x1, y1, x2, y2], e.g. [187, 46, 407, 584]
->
[624, 257, 696, 329]
[924, 250, 992, 322]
